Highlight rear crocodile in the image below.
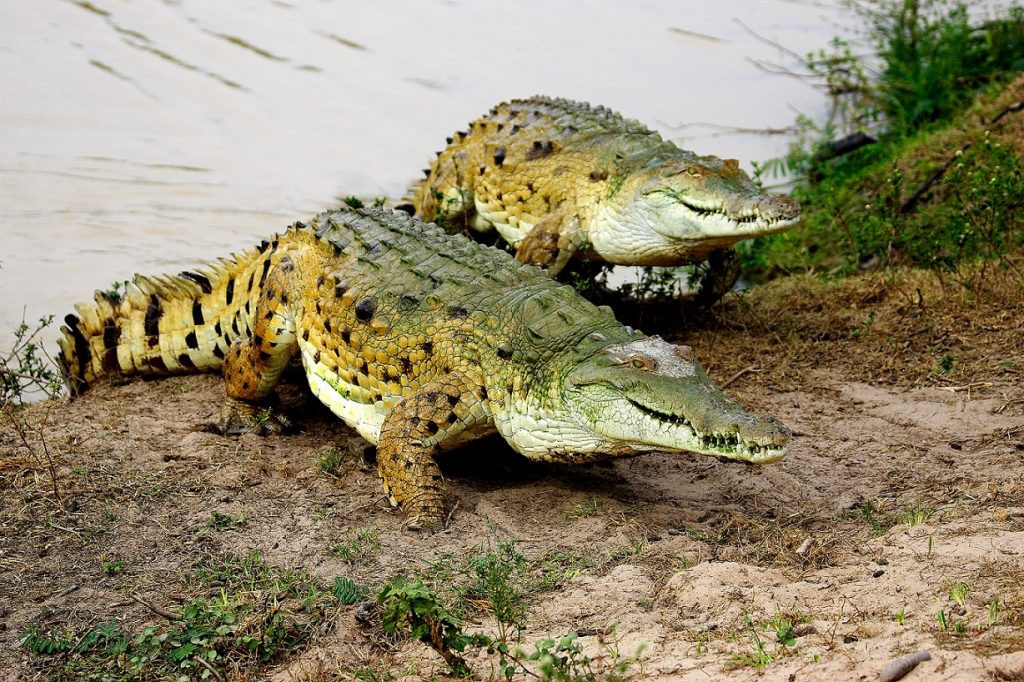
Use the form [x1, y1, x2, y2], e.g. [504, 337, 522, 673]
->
[407, 96, 800, 302]
[58, 207, 791, 528]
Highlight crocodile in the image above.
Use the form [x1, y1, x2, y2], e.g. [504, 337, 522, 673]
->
[406, 96, 800, 302]
[58, 207, 791, 528]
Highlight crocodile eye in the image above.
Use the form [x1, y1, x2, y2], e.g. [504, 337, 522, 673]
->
[627, 355, 655, 371]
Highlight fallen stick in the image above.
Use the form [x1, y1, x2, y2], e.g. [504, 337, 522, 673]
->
[130, 594, 182, 622]
[721, 366, 760, 389]
[879, 650, 931, 681]
[939, 382, 993, 393]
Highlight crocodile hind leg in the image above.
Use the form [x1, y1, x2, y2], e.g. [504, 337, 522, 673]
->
[376, 373, 489, 530]
[220, 267, 298, 434]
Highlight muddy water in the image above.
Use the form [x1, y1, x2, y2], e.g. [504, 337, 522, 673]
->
[0, 0, 848, 352]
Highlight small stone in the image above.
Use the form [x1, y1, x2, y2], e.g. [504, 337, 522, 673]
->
[354, 601, 378, 626]
[873, 569, 885, 578]
[875, 557, 889, 565]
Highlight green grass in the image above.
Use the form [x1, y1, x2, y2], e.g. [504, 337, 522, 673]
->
[565, 497, 602, 519]
[315, 445, 347, 476]
[101, 559, 126, 576]
[329, 526, 381, 564]
[725, 616, 774, 671]
[21, 550, 370, 681]
[203, 510, 245, 531]
[744, 1, 1024, 283]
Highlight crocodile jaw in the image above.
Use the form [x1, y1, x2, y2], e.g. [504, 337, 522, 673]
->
[560, 337, 791, 464]
[589, 196, 798, 265]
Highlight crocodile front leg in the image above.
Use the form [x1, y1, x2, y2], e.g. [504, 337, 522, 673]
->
[514, 208, 582, 275]
[694, 248, 742, 306]
[377, 372, 490, 530]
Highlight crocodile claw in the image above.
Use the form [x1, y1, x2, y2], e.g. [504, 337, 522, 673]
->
[403, 509, 448, 534]
[219, 397, 294, 435]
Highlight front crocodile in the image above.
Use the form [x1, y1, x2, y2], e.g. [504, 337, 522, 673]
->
[408, 96, 800, 302]
[58, 207, 791, 528]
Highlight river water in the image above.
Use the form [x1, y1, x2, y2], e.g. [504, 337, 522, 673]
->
[1, 0, 850, 352]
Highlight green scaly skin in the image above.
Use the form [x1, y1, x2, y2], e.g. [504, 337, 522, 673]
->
[58, 207, 791, 529]
[408, 96, 801, 303]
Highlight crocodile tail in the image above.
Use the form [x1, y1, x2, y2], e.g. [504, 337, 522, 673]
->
[57, 241, 279, 396]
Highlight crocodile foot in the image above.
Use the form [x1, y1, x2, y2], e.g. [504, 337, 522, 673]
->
[219, 397, 294, 435]
[404, 509, 448, 534]
[694, 249, 742, 307]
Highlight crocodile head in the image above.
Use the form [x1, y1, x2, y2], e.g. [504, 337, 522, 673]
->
[559, 336, 791, 464]
[590, 154, 800, 265]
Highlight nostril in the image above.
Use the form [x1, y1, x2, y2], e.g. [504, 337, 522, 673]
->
[674, 345, 693, 360]
[763, 195, 801, 220]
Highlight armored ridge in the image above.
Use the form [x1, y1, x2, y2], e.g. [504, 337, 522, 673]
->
[59, 207, 791, 528]
[408, 96, 800, 301]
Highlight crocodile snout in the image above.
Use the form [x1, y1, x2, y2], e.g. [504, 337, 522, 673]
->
[757, 193, 801, 222]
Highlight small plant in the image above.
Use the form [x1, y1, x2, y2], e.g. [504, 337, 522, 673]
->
[850, 311, 877, 339]
[378, 577, 484, 675]
[379, 558, 645, 679]
[315, 445, 347, 475]
[726, 616, 774, 670]
[1, 314, 62, 406]
[20, 622, 122, 656]
[937, 608, 949, 632]
[768, 612, 797, 647]
[343, 195, 365, 209]
[847, 500, 895, 535]
[203, 510, 246, 531]
[329, 527, 380, 564]
[103, 280, 125, 302]
[494, 629, 644, 681]
[987, 597, 1003, 627]
[685, 526, 729, 545]
[100, 505, 118, 523]
[902, 504, 933, 527]
[937, 353, 955, 375]
[253, 406, 276, 428]
[533, 551, 590, 592]
[948, 581, 969, 608]
[467, 540, 530, 643]
[566, 497, 602, 519]
[331, 577, 370, 605]
[895, 607, 907, 625]
[140, 484, 165, 500]
[101, 559, 126, 576]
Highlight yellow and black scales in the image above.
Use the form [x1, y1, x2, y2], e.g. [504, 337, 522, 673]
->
[408, 96, 800, 303]
[59, 207, 790, 528]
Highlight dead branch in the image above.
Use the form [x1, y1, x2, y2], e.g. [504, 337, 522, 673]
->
[130, 594, 182, 622]
[721, 366, 761, 389]
[900, 142, 972, 215]
[989, 100, 1024, 125]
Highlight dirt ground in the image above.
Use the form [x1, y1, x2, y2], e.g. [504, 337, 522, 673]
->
[2, 262, 1023, 681]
